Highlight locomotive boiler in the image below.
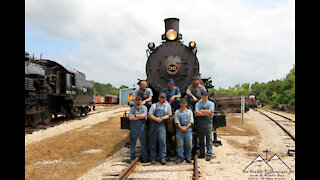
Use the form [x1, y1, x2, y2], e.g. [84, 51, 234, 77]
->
[146, 18, 208, 101]
[25, 51, 95, 127]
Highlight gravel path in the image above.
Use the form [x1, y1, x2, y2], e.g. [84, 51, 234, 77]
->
[78, 109, 295, 180]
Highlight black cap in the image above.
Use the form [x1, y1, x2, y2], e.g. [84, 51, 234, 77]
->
[159, 92, 167, 98]
[135, 96, 142, 100]
[180, 98, 187, 103]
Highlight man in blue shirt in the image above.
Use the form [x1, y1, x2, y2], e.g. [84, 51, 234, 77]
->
[129, 96, 148, 163]
[174, 98, 194, 164]
[148, 93, 172, 165]
[162, 78, 181, 112]
[194, 91, 215, 161]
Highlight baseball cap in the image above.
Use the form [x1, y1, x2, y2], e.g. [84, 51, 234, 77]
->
[135, 96, 142, 100]
[159, 92, 167, 98]
[201, 91, 209, 96]
[180, 98, 187, 103]
[167, 78, 175, 83]
[192, 75, 200, 80]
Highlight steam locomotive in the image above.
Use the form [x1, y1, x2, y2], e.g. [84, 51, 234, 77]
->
[25, 51, 95, 127]
[146, 18, 212, 101]
[121, 18, 227, 159]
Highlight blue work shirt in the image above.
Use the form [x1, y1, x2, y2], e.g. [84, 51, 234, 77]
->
[174, 108, 194, 126]
[129, 105, 148, 118]
[195, 100, 215, 119]
[148, 102, 172, 117]
[162, 86, 181, 101]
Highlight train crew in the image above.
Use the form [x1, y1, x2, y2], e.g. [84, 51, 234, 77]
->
[194, 91, 215, 161]
[128, 96, 148, 163]
[162, 78, 181, 112]
[130, 80, 153, 109]
[148, 93, 172, 165]
[174, 98, 194, 164]
[186, 76, 207, 110]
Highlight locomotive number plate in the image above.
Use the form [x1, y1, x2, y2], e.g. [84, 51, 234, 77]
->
[166, 63, 179, 75]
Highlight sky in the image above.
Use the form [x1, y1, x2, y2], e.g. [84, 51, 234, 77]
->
[25, 0, 295, 89]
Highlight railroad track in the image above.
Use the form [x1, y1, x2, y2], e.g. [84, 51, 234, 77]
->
[262, 109, 295, 122]
[253, 108, 295, 156]
[25, 105, 122, 135]
[101, 153, 200, 180]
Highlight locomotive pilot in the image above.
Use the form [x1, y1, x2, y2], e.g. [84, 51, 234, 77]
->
[128, 96, 148, 163]
[186, 76, 207, 110]
[174, 98, 194, 164]
[148, 93, 172, 165]
[194, 91, 215, 161]
[130, 80, 153, 110]
[162, 78, 181, 112]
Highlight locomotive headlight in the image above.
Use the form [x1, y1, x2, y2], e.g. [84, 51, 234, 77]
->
[189, 41, 196, 48]
[148, 42, 155, 49]
[166, 29, 177, 40]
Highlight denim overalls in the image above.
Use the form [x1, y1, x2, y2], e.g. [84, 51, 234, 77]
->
[195, 101, 214, 157]
[130, 106, 148, 161]
[176, 109, 193, 161]
[149, 103, 168, 161]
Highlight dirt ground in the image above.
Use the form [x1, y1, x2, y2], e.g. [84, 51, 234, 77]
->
[25, 114, 129, 180]
[26, 108, 295, 179]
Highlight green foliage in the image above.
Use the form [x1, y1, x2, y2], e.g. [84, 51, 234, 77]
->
[250, 65, 295, 110]
[208, 83, 251, 96]
[93, 82, 128, 97]
[209, 65, 295, 110]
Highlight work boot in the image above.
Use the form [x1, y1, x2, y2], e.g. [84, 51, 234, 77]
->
[176, 159, 184, 164]
[186, 159, 192, 163]
[160, 159, 166, 165]
[206, 155, 211, 161]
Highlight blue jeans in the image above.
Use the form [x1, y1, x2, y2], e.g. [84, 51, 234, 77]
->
[130, 119, 148, 161]
[176, 127, 192, 161]
[149, 121, 166, 161]
[197, 117, 213, 156]
[130, 101, 152, 110]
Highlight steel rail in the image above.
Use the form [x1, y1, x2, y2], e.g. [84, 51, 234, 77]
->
[193, 153, 200, 180]
[254, 109, 295, 142]
[116, 156, 140, 180]
[262, 109, 294, 122]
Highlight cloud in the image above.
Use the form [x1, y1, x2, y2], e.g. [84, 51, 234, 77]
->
[25, 0, 294, 88]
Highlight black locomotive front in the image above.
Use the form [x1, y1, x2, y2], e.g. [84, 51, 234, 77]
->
[146, 18, 201, 101]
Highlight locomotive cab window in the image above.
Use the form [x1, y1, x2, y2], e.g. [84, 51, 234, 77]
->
[66, 73, 76, 95]
[66, 73, 75, 87]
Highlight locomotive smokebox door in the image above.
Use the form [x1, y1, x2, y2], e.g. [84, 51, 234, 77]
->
[121, 111, 130, 129]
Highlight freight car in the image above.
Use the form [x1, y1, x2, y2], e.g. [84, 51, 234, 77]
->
[105, 94, 119, 104]
[25, 51, 95, 127]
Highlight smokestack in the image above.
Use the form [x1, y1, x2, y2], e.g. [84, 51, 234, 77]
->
[164, 18, 179, 35]
[162, 17, 182, 41]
